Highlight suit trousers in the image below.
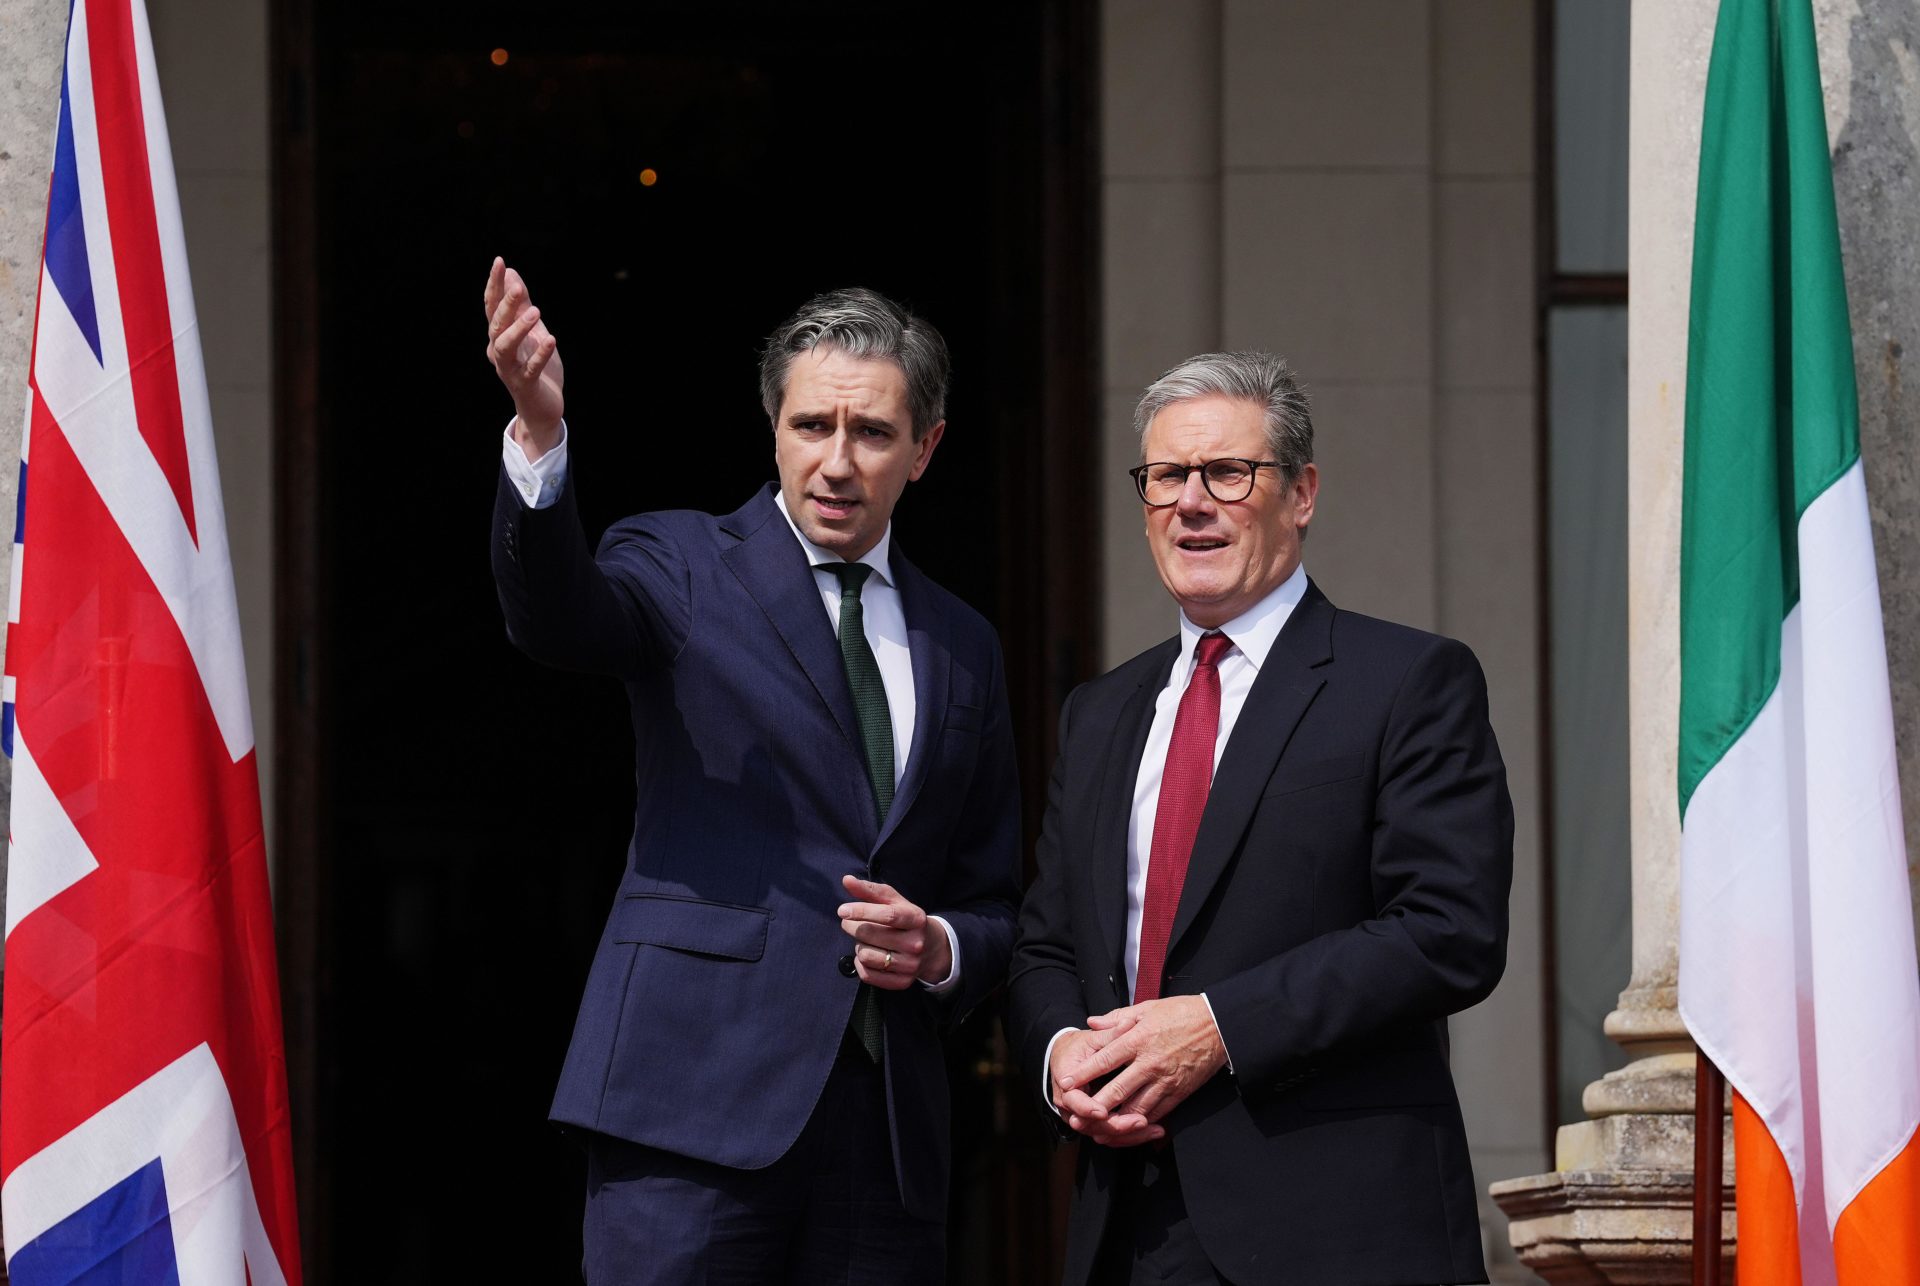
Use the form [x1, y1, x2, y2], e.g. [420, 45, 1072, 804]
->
[1091, 1148, 1226, 1286]
[1089, 1148, 1459, 1286]
[581, 1032, 943, 1286]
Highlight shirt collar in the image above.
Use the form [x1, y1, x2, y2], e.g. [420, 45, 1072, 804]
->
[1174, 562, 1308, 675]
[774, 489, 895, 586]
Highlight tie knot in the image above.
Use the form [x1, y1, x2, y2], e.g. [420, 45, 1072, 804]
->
[823, 561, 873, 598]
[1194, 632, 1233, 668]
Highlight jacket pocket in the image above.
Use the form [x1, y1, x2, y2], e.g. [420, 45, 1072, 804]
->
[613, 893, 770, 961]
[946, 702, 986, 734]
[1261, 751, 1366, 800]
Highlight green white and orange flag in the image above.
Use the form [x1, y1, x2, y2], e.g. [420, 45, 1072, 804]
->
[1678, 0, 1920, 1282]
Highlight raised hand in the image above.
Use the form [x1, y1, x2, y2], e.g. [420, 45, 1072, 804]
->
[837, 875, 951, 992]
[483, 256, 565, 457]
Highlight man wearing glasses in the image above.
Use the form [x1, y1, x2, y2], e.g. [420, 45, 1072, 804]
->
[1009, 351, 1513, 1284]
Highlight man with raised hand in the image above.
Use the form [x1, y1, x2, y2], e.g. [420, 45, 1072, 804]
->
[484, 260, 1022, 1285]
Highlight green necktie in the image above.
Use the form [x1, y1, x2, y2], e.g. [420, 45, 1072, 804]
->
[824, 561, 894, 1062]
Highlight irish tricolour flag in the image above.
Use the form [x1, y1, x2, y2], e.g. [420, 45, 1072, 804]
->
[1677, 0, 1920, 1282]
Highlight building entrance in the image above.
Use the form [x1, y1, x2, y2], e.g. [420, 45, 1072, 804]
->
[274, 2, 1097, 1281]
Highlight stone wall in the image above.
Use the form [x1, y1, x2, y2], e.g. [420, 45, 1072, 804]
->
[1100, 2, 1546, 1274]
[1493, 1, 1920, 1279]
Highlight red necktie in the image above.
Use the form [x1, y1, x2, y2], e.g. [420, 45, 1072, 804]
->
[1134, 632, 1234, 1003]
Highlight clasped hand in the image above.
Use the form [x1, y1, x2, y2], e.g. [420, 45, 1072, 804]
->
[1049, 996, 1227, 1147]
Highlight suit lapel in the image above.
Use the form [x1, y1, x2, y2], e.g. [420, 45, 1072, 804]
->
[1167, 582, 1336, 958]
[719, 488, 863, 761]
[875, 550, 950, 852]
[1094, 641, 1178, 980]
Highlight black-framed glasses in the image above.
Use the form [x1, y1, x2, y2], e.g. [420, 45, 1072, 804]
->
[1129, 458, 1283, 507]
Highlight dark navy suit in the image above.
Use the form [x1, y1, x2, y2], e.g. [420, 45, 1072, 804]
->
[493, 475, 1022, 1267]
[1009, 582, 1512, 1285]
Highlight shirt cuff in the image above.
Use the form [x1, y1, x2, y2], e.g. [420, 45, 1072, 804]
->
[501, 419, 569, 509]
[917, 916, 962, 993]
[1199, 991, 1233, 1074]
[1042, 1026, 1077, 1117]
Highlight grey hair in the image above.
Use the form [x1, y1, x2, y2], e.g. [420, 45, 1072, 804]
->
[759, 288, 950, 439]
[1133, 351, 1313, 473]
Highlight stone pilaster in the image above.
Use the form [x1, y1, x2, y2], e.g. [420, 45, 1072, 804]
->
[0, 0, 62, 941]
[0, 1, 62, 1270]
[1496, 0, 1920, 1279]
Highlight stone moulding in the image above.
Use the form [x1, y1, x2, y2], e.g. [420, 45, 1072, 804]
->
[1489, 1169, 1734, 1285]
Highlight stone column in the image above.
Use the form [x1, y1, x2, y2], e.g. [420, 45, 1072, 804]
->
[1824, 0, 1920, 909]
[0, 2, 63, 1270]
[1494, 0, 1920, 1279]
[0, 0, 64, 929]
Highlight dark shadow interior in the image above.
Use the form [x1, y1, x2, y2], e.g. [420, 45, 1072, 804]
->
[295, 3, 1095, 1280]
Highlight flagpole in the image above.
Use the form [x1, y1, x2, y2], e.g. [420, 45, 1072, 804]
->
[1692, 1050, 1726, 1286]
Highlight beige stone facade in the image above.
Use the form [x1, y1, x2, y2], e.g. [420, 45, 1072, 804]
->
[1101, 3, 1546, 1275]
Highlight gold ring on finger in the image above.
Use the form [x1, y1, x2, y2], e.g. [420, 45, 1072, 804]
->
[884, 950, 895, 971]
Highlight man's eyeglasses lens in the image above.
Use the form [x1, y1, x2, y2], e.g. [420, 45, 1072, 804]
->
[1134, 459, 1264, 505]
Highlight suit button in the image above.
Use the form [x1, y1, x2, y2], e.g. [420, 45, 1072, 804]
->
[838, 954, 857, 977]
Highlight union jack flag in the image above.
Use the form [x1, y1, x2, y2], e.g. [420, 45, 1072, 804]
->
[0, 0, 302, 1280]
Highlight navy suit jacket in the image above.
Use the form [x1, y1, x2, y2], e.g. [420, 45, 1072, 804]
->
[493, 474, 1022, 1221]
[1008, 581, 1512, 1285]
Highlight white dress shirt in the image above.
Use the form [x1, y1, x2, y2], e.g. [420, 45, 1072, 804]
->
[502, 425, 960, 989]
[1124, 562, 1308, 1000]
[770, 491, 916, 791]
[1043, 563, 1310, 1105]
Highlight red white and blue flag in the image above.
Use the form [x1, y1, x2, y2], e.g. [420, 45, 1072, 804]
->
[0, 0, 301, 1280]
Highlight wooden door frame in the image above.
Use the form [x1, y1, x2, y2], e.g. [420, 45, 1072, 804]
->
[268, 0, 329, 1274]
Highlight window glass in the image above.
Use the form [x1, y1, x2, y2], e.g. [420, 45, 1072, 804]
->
[1549, 304, 1632, 1123]
[1556, 0, 1630, 273]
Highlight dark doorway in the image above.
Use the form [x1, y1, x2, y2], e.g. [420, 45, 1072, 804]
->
[273, 3, 1097, 1282]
